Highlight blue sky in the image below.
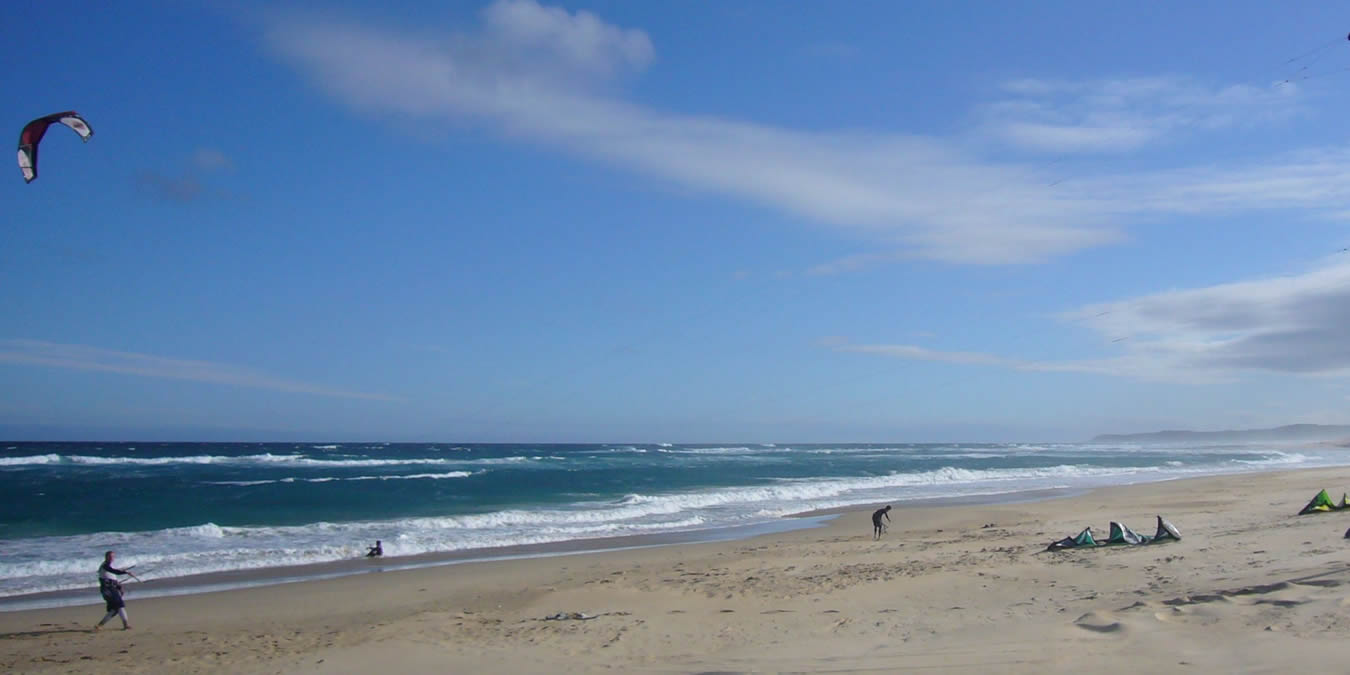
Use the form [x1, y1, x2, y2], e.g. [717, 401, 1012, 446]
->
[6, 1, 1350, 442]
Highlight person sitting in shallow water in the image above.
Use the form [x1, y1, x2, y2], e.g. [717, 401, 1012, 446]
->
[366, 540, 383, 557]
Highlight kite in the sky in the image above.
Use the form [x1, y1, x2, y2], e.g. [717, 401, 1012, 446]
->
[17, 111, 93, 183]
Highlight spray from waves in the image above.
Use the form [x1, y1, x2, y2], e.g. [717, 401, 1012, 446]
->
[1232, 452, 1308, 465]
[13, 464, 1156, 596]
[0, 514, 711, 597]
[609, 464, 1132, 516]
[802, 448, 1008, 459]
[0, 442, 1330, 600]
[604, 452, 1315, 522]
[0, 454, 562, 469]
[4, 453, 1300, 598]
[659, 446, 757, 454]
[349, 472, 475, 480]
[0, 454, 62, 466]
[205, 471, 478, 486]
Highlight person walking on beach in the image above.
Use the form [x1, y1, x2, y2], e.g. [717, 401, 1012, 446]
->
[872, 506, 892, 540]
[95, 550, 139, 631]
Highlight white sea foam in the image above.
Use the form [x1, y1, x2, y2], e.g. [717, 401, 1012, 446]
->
[0, 443, 1336, 600]
[205, 471, 476, 486]
[1232, 451, 1308, 465]
[0, 514, 711, 598]
[0, 454, 62, 466]
[666, 446, 756, 454]
[0, 453, 550, 468]
[344, 472, 475, 481]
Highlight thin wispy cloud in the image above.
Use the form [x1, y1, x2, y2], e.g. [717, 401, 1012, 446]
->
[984, 76, 1302, 153]
[136, 170, 207, 203]
[0, 339, 395, 401]
[137, 148, 235, 204]
[834, 256, 1350, 381]
[264, 1, 1344, 268]
[263, 1, 1123, 265]
[193, 147, 233, 171]
[1075, 147, 1350, 216]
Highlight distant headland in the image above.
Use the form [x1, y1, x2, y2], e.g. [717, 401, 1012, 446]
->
[1092, 424, 1350, 443]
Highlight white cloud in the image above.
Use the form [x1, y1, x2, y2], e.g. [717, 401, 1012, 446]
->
[0, 339, 395, 400]
[264, 2, 1347, 268]
[840, 343, 1024, 368]
[1075, 148, 1350, 216]
[807, 250, 911, 276]
[835, 256, 1350, 381]
[982, 76, 1301, 154]
[480, 0, 653, 77]
[1065, 257, 1350, 376]
[263, 2, 1125, 264]
[997, 121, 1159, 153]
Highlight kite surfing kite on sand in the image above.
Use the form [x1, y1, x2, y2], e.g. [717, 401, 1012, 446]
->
[17, 111, 93, 183]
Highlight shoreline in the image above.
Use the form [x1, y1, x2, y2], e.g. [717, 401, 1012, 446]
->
[4, 441, 1338, 611]
[0, 486, 1093, 612]
[6, 465, 1350, 672]
[0, 469, 1307, 613]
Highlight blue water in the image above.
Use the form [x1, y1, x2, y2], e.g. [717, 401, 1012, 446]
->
[0, 440, 1337, 599]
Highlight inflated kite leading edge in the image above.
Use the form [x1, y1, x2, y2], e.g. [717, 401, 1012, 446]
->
[1046, 515, 1181, 551]
[17, 111, 93, 183]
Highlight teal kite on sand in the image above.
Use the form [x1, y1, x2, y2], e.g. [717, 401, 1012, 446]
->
[1045, 516, 1181, 551]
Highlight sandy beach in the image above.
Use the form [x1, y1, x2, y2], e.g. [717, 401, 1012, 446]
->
[5, 465, 1350, 673]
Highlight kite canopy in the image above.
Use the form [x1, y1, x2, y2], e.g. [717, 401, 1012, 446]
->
[1152, 515, 1181, 542]
[17, 111, 93, 183]
[1046, 527, 1098, 551]
[1046, 516, 1180, 551]
[1296, 489, 1349, 515]
[1105, 521, 1147, 545]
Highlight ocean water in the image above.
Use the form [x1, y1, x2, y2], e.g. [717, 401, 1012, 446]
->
[0, 440, 1338, 600]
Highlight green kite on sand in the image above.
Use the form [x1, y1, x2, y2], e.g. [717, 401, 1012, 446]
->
[1296, 489, 1350, 515]
[1045, 516, 1181, 551]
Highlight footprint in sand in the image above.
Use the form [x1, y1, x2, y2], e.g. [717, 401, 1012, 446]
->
[1074, 611, 1126, 633]
[1153, 605, 1224, 626]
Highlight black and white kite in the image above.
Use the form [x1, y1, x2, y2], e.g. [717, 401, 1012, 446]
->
[17, 111, 93, 183]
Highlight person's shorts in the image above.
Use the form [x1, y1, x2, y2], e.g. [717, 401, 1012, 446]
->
[101, 588, 125, 611]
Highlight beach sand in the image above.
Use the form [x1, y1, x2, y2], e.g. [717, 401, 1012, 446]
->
[6, 466, 1350, 673]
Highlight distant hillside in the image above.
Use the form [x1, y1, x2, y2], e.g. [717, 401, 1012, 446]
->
[1092, 424, 1350, 443]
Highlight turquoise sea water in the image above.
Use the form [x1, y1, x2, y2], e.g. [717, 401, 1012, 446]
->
[0, 440, 1336, 600]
